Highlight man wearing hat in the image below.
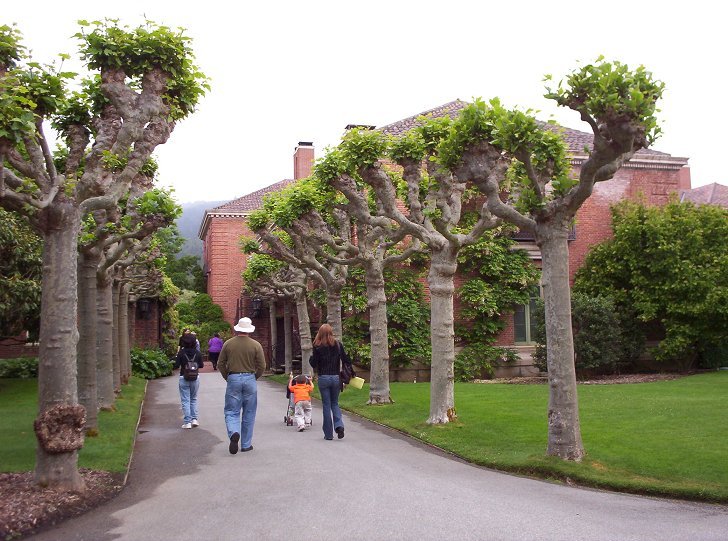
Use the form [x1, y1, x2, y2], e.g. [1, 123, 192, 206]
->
[218, 316, 267, 454]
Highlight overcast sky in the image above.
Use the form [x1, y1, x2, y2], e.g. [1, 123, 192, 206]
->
[6, 1, 724, 204]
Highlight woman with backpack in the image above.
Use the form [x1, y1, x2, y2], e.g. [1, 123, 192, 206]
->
[174, 342, 204, 429]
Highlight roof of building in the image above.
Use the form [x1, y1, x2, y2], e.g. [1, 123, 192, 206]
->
[378, 99, 675, 159]
[209, 179, 297, 214]
[201, 100, 690, 240]
[680, 183, 728, 207]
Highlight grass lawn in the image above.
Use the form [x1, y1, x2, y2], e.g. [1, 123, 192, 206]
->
[271, 371, 728, 502]
[0, 376, 147, 473]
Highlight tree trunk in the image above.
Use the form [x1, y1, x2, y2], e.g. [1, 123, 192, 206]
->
[284, 301, 293, 374]
[364, 260, 392, 404]
[326, 291, 343, 340]
[96, 273, 115, 410]
[538, 227, 585, 461]
[118, 282, 131, 384]
[111, 280, 121, 393]
[426, 247, 458, 424]
[295, 293, 313, 376]
[34, 202, 85, 491]
[77, 250, 99, 434]
[268, 299, 277, 372]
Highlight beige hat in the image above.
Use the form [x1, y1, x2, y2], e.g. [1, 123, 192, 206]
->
[234, 317, 255, 333]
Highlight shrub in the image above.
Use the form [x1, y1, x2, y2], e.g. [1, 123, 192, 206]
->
[131, 347, 173, 379]
[700, 344, 728, 369]
[0, 357, 38, 378]
[454, 345, 517, 382]
[532, 293, 643, 375]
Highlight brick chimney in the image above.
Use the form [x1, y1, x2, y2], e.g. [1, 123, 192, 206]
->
[293, 142, 314, 180]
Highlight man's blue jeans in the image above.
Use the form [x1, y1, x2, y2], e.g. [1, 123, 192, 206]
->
[179, 376, 200, 424]
[224, 373, 257, 449]
[317, 374, 343, 439]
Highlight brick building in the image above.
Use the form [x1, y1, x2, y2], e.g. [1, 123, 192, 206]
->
[199, 102, 690, 375]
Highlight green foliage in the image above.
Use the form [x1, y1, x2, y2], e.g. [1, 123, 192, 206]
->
[439, 98, 572, 213]
[130, 347, 172, 379]
[175, 292, 231, 351]
[134, 188, 181, 220]
[388, 129, 426, 163]
[260, 177, 334, 228]
[155, 226, 204, 293]
[545, 56, 665, 146]
[247, 209, 270, 231]
[574, 199, 728, 363]
[75, 19, 209, 120]
[341, 266, 431, 367]
[339, 128, 388, 169]
[314, 147, 351, 183]
[0, 24, 25, 68]
[454, 231, 540, 380]
[532, 293, 644, 374]
[243, 253, 286, 283]
[0, 357, 38, 378]
[0, 209, 42, 339]
[454, 345, 518, 382]
[700, 344, 728, 370]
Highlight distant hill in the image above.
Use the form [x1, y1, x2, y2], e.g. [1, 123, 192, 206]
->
[177, 200, 226, 258]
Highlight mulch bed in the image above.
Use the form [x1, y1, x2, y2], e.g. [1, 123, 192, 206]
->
[0, 469, 124, 540]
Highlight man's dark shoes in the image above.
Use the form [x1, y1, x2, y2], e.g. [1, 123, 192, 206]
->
[241, 445, 254, 452]
[229, 432, 240, 454]
[336, 426, 345, 439]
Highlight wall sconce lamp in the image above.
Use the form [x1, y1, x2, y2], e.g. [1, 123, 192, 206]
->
[251, 297, 263, 318]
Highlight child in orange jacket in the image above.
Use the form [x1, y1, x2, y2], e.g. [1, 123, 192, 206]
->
[288, 374, 314, 432]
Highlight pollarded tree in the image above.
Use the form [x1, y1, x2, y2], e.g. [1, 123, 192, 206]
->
[243, 254, 314, 374]
[95, 188, 180, 409]
[248, 179, 352, 342]
[0, 21, 206, 488]
[348, 123, 502, 424]
[445, 59, 664, 460]
[315, 134, 424, 404]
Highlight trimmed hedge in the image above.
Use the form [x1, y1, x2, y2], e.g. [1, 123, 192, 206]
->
[0, 357, 38, 379]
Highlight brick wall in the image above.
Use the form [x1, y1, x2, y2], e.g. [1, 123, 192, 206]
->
[205, 217, 252, 327]
[133, 300, 160, 348]
[0, 334, 38, 359]
[568, 164, 683, 282]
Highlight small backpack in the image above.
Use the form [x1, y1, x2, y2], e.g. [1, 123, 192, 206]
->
[182, 352, 199, 381]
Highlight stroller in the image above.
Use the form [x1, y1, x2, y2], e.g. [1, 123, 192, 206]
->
[284, 374, 312, 427]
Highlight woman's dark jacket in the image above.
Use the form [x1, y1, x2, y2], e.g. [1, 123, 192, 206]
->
[309, 341, 352, 376]
[174, 347, 204, 374]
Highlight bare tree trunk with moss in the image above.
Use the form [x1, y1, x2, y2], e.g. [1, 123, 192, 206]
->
[118, 281, 131, 384]
[77, 248, 99, 434]
[284, 301, 293, 374]
[268, 299, 277, 372]
[112, 280, 121, 393]
[96, 271, 115, 410]
[426, 248, 458, 422]
[364, 258, 392, 404]
[295, 290, 313, 376]
[34, 202, 85, 491]
[538, 227, 584, 459]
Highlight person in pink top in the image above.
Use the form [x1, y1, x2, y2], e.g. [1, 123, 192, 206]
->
[207, 332, 224, 370]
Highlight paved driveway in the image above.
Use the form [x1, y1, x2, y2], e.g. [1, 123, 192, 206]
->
[29, 373, 728, 540]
